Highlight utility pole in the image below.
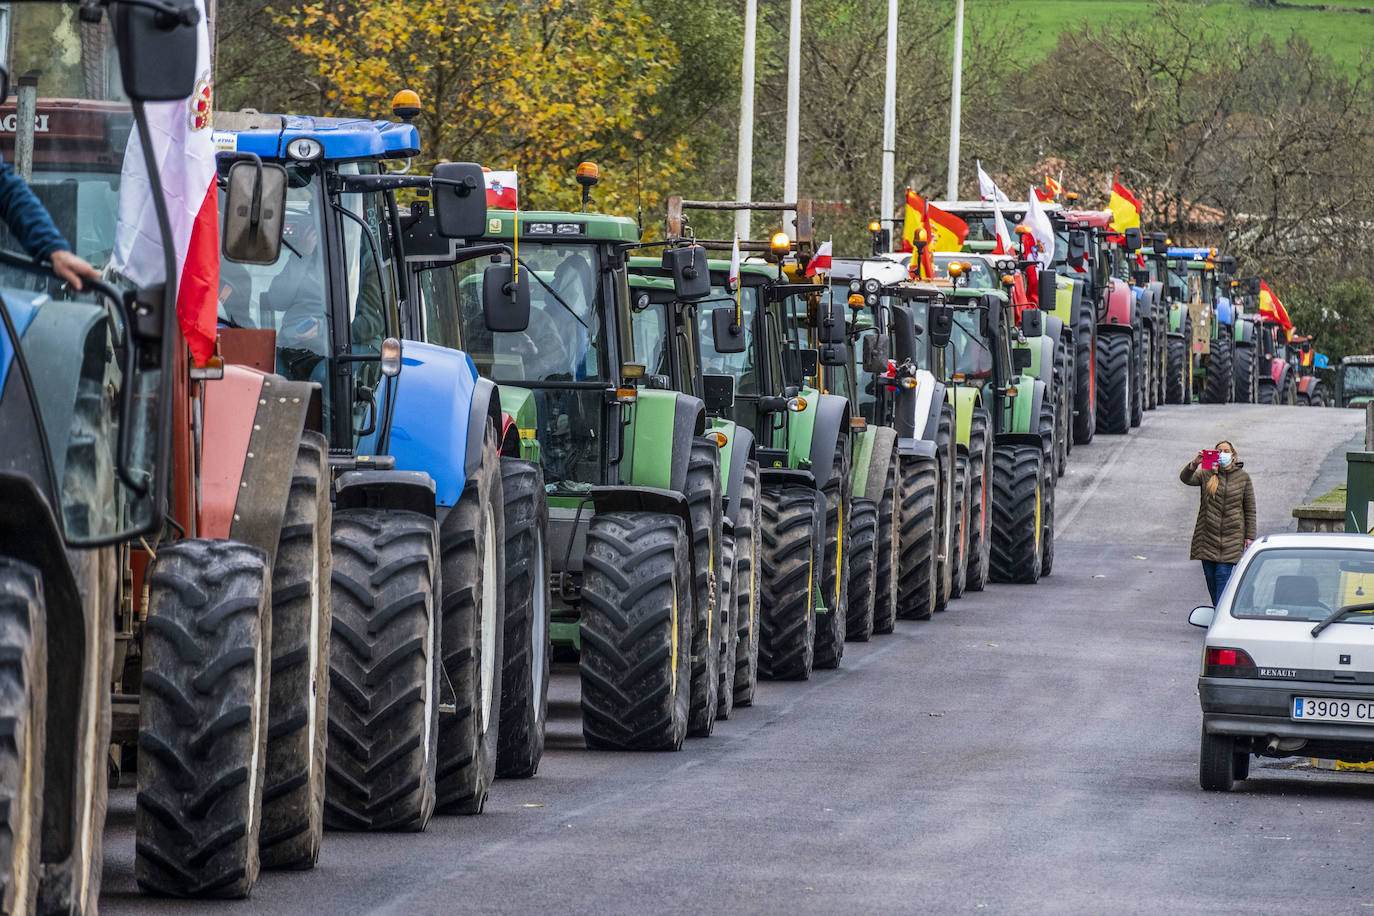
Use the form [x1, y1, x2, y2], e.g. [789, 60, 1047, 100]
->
[735, 0, 757, 241]
[880, 0, 898, 245]
[783, 0, 801, 236]
[945, 0, 964, 201]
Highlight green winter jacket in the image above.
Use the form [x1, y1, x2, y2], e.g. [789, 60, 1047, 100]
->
[1180, 459, 1256, 563]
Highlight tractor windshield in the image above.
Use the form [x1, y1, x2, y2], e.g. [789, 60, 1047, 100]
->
[0, 4, 165, 543]
[629, 294, 674, 382]
[1345, 365, 1374, 396]
[699, 284, 760, 391]
[934, 254, 994, 288]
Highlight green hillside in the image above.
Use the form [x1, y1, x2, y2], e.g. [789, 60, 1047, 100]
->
[974, 0, 1374, 71]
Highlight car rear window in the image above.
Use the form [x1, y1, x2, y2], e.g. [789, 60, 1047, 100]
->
[1230, 547, 1374, 623]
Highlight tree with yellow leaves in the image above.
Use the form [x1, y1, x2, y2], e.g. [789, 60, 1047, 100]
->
[281, 0, 693, 217]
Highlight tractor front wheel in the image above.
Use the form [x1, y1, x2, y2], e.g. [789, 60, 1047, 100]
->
[896, 454, 938, 621]
[0, 559, 44, 915]
[871, 453, 901, 631]
[732, 461, 762, 704]
[1096, 332, 1133, 434]
[813, 445, 851, 670]
[989, 444, 1045, 585]
[758, 485, 819, 680]
[685, 438, 723, 737]
[1203, 330, 1234, 404]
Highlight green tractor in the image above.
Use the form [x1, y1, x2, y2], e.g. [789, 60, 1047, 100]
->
[438, 197, 726, 749]
[1166, 247, 1234, 404]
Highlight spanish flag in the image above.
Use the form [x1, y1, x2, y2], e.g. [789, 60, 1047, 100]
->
[903, 190, 967, 252]
[1045, 174, 1063, 199]
[1258, 280, 1294, 338]
[899, 189, 935, 279]
[1107, 176, 1142, 232]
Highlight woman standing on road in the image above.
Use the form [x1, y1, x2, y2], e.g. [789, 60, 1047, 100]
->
[1180, 440, 1256, 604]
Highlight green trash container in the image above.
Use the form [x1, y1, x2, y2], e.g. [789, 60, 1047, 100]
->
[1344, 452, 1374, 533]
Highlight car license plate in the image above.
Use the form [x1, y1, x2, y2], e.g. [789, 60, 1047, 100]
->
[1292, 697, 1374, 723]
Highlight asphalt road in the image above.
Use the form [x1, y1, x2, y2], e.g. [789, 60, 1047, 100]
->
[101, 403, 1371, 914]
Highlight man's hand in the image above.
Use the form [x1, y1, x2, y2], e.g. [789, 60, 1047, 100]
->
[1244, 538, 1253, 549]
[50, 249, 101, 291]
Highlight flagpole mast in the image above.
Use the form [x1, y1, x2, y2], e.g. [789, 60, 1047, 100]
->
[783, 0, 801, 236]
[880, 0, 898, 246]
[945, 0, 964, 201]
[734, 0, 757, 241]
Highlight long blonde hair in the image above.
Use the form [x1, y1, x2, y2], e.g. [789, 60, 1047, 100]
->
[1205, 440, 1237, 499]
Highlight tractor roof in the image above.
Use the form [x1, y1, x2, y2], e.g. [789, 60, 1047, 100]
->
[935, 200, 1063, 216]
[485, 210, 639, 244]
[213, 110, 420, 159]
[1341, 355, 1374, 366]
[1167, 246, 1215, 261]
[628, 272, 675, 292]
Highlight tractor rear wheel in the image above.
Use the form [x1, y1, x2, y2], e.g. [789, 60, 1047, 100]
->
[716, 526, 739, 720]
[1203, 330, 1234, 404]
[261, 431, 331, 869]
[136, 539, 271, 897]
[326, 509, 440, 832]
[758, 484, 819, 680]
[1143, 326, 1157, 411]
[1166, 328, 1189, 405]
[580, 511, 692, 751]
[1307, 382, 1329, 407]
[813, 445, 851, 670]
[685, 438, 723, 737]
[1130, 330, 1145, 427]
[1096, 332, 1133, 435]
[871, 453, 901, 632]
[966, 408, 992, 592]
[1041, 456, 1056, 577]
[948, 454, 969, 602]
[1072, 299, 1096, 445]
[1059, 340, 1075, 461]
[896, 455, 938, 621]
[845, 498, 878, 641]
[989, 444, 1044, 585]
[436, 428, 505, 814]
[1233, 342, 1257, 403]
[732, 461, 762, 704]
[1285, 374, 1299, 405]
[1257, 378, 1276, 404]
[496, 458, 550, 778]
[933, 405, 955, 612]
[0, 559, 44, 915]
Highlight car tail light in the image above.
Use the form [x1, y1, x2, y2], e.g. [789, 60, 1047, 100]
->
[1205, 646, 1257, 668]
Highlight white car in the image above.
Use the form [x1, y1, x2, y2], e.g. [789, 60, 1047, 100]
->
[1189, 532, 1374, 791]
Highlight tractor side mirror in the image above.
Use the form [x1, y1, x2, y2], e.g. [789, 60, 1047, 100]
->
[664, 245, 710, 302]
[1012, 346, 1033, 372]
[482, 264, 531, 332]
[782, 348, 819, 385]
[927, 302, 954, 349]
[1131, 269, 1150, 286]
[890, 304, 917, 361]
[1068, 231, 1087, 263]
[980, 295, 1002, 339]
[702, 373, 735, 411]
[431, 162, 486, 239]
[711, 307, 746, 354]
[1248, 277, 1261, 295]
[818, 300, 846, 345]
[1038, 270, 1058, 310]
[862, 332, 890, 374]
[1020, 307, 1043, 338]
[819, 343, 847, 367]
[1123, 227, 1143, 251]
[222, 157, 287, 264]
[1151, 231, 1167, 250]
[1220, 255, 1236, 275]
[113, 1, 200, 100]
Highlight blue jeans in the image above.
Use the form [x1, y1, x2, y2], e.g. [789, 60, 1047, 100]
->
[1201, 561, 1236, 605]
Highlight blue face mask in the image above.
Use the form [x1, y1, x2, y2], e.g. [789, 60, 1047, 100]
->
[1218, 452, 1233, 468]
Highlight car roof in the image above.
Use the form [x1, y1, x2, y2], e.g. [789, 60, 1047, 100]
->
[1250, 532, 1374, 551]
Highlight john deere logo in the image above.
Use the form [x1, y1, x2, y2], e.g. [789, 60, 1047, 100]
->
[188, 73, 212, 131]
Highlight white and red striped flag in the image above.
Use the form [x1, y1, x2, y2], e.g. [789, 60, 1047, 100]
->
[110, 0, 218, 366]
[484, 170, 518, 209]
[805, 239, 833, 277]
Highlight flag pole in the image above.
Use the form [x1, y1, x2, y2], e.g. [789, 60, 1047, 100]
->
[783, 0, 801, 234]
[945, 0, 964, 201]
[880, 0, 898, 245]
[735, 0, 757, 241]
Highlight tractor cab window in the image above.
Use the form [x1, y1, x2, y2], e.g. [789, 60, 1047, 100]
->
[699, 285, 761, 394]
[949, 309, 994, 384]
[934, 254, 995, 289]
[415, 264, 464, 351]
[1344, 364, 1374, 397]
[630, 296, 671, 381]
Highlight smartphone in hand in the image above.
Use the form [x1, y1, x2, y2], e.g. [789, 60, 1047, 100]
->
[1200, 449, 1219, 470]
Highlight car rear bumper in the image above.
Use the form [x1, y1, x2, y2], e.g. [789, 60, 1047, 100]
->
[1200, 676, 1374, 743]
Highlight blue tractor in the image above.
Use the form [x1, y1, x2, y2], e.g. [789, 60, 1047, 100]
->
[214, 108, 513, 828]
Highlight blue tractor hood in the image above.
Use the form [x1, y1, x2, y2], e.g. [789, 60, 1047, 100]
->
[212, 111, 420, 160]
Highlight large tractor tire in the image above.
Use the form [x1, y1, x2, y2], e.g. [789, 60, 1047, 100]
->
[0, 559, 44, 915]
[1037, 387, 1058, 479]
[1130, 330, 1145, 428]
[716, 523, 739, 720]
[1284, 374, 1299, 406]
[1202, 330, 1234, 404]
[496, 458, 550, 778]
[871, 453, 901, 633]
[1233, 342, 1257, 403]
[1059, 339, 1075, 462]
[580, 511, 692, 751]
[1041, 458, 1056, 577]
[988, 443, 1045, 585]
[966, 408, 992, 593]
[1166, 326, 1189, 405]
[136, 539, 271, 897]
[685, 438, 723, 737]
[1306, 382, 1329, 407]
[845, 498, 879, 641]
[1143, 326, 1158, 411]
[758, 485, 819, 680]
[732, 461, 762, 705]
[1072, 301, 1097, 445]
[436, 428, 505, 814]
[947, 454, 969, 602]
[1257, 377, 1277, 405]
[933, 405, 955, 612]
[813, 445, 851, 670]
[261, 432, 332, 870]
[896, 454, 938, 621]
[326, 508, 440, 832]
[1096, 332, 1133, 435]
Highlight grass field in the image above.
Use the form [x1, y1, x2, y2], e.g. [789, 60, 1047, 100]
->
[970, 0, 1374, 72]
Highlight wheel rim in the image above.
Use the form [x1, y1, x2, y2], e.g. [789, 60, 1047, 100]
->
[480, 504, 498, 733]
[530, 525, 548, 705]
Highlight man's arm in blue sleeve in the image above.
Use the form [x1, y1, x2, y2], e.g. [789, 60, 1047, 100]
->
[0, 157, 70, 260]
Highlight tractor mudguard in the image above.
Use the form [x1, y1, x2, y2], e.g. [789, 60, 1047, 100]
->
[623, 389, 705, 493]
[805, 392, 850, 492]
[1044, 274, 1076, 327]
[1270, 358, 1287, 385]
[499, 411, 519, 456]
[759, 466, 817, 489]
[945, 385, 981, 450]
[200, 367, 320, 565]
[856, 426, 897, 501]
[1100, 278, 1135, 329]
[783, 384, 820, 472]
[1021, 335, 1056, 383]
[1297, 375, 1317, 395]
[589, 484, 701, 601]
[851, 426, 876, 495]
[1168, 302, 1186, 335]
[1216, 298, 1234, 327]
[1044, 315, 1064, 346]
[498, 384, 540, 461]
[1236, 318, 1253, 345]
[18, 299, 106, 488]
[911, 373, 944, 443]
[897, 436, 937, 460]
[334, 469, 437, 519]
[714, 419, 755, 527]
[1000, 375, 1041, 437]
[386, 339, 493, 507]
[1136, 287, 1156, 329]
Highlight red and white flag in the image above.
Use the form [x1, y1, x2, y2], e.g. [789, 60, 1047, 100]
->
[110, 0, 218, 366]
[991, 197, 1014, 255]
[1019, 187, 1056, 269]
[484, 170, 518, 209]
[805, 239, 833, 277]
[727, 235, 741, 291]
